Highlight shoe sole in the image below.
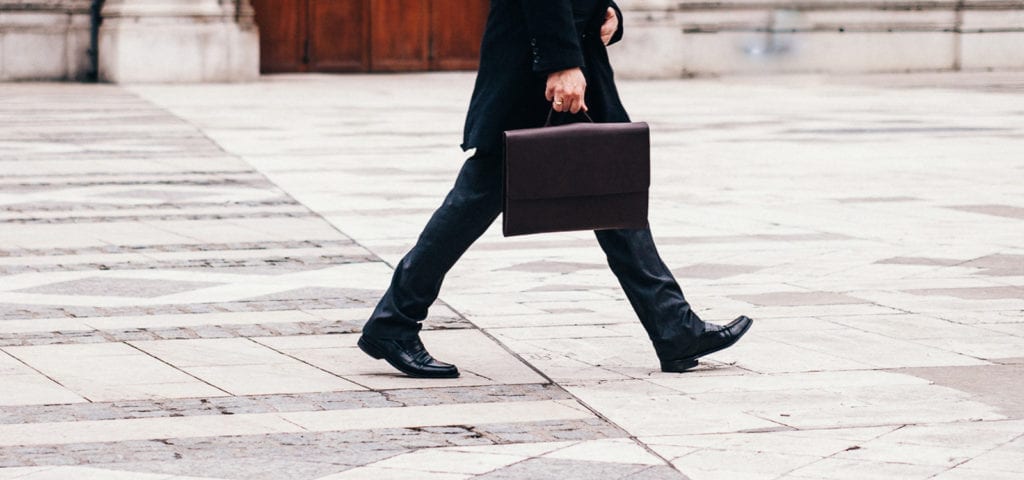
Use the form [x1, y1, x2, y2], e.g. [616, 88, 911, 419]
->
[661, 317, 754, 373]
[357, 337, 460, 379]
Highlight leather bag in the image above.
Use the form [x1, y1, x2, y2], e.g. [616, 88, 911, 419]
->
[502, 111, 650, 236]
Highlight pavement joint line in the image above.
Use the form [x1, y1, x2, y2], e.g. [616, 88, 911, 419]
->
[0, 348, 89, 404]
[467, 320, 679, 470]
[142, 98, 581, 420]
[928, 430, 1024, 478]
[245, 336, 377, 391]
[2, 75, 1022, 477]
[767, 424, 907, 479]
[123, 340, 235, 399]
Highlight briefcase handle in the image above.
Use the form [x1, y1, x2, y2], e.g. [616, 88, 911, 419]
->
[544, 108, 595, 127]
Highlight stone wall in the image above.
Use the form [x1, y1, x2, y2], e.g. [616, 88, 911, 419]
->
[0, 0, 92, 81]
[609, 0, 1024, 77]
[0, 0, 258, 82]
[2, 0, 1022, 82]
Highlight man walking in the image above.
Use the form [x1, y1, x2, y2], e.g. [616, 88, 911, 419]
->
[357, 0, 753, 378]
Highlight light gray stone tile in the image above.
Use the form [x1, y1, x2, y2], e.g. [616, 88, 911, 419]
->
[784, 458, 951, 479]
[4, 343, 226, 402]
[0, 374, 87, 407]
[362, 449, 523, 475]
[669, 449, 821, 480]
[472, 457, 658, 480]
[543, 438, 664, 465]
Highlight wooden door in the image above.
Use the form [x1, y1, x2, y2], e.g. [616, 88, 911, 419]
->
[252, 0, 308, 73]
[429, 0, 489, 70]
[251, 0, 488, 73]
[309, 0, 369, 72]
[369, 0, 430, 71]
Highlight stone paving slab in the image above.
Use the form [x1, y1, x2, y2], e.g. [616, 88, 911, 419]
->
[0, 84, 647, 479]
[127, 71, 1023, 479]
[1, 72, 1023, 479]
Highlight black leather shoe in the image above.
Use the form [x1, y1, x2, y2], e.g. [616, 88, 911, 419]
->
[357, 334, 460, 378]
[660, 316, 753, 372]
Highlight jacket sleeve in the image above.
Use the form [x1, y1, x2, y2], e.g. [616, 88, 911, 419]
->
[608, 1, 624, 46]
[520, 0, 585, 74]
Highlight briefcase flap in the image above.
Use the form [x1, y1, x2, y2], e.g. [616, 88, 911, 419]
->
[504, 122, 650, 200]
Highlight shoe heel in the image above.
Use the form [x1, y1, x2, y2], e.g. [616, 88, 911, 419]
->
[357, 337, 384, 359]
[660, 358, 699, 373]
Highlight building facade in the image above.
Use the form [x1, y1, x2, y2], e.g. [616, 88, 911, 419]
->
[1, 0, 1022, 82]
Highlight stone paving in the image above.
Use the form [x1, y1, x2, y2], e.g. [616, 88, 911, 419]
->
[0, 71, 1022, 479]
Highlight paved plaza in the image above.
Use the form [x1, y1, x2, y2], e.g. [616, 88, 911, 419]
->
[0, 71, 1022, 479]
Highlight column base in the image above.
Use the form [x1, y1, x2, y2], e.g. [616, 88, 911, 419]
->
[0, 4, 91, 81]
[98, 17, 258, 83]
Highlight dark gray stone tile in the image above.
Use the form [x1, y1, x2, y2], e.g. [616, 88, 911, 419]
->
[672, 263, 761, 279]
[962, 254, 1024, 277]
[98, 456, 383, 480]
[0, 384, 571, 424]
[95, 189, 217, 201]
[876, 257, 964, 267]
[525, 284, 596, 292]
[731, 291, 869, 306]
[499, 261, 606, 273]
[904, 286, 1024, 300]
[0, 419, 624, 475]
[946, 205, 1024, 220]
[244, 287, 381, 302]
[895, 364, 1024, 418]
[16, 277, 222, 298]
[835, 196, 920, 203]
[657, 233, 850, 245]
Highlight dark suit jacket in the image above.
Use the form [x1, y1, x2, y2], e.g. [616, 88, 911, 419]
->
[461, 0, 629, 153]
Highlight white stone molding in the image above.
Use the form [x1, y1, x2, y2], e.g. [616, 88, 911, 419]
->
[97, 0, 259, 82]
[0, 0, 91, 80]
[610, 0, 1024, 77]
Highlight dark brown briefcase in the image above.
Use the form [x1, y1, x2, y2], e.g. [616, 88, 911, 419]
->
[502, 113, 650, 236]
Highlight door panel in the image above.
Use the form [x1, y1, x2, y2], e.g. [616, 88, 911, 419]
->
[309, 0, 369, 72]
[370, 0, 430, 71]
[252, 0, 307, 73]
[252, 0, 488, 73]
[429, 0, 489, 70]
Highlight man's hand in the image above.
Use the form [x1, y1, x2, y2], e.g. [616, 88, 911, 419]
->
[546, 67, 587, 113]
[600, 7, 618, 45]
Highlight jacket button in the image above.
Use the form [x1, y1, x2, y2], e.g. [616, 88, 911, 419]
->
[533, 58, 540, 64]
[530, 38, 537, 46]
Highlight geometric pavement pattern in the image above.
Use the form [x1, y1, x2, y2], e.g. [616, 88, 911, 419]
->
[2, 71, 1024, 480]
[0, 84, 674, 480]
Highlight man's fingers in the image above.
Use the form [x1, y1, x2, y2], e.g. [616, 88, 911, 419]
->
[601, 23, 615, 43]
[569, 97, 584, 114]
[600, 7, 618, 46]
[553, 90, 569, 112]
